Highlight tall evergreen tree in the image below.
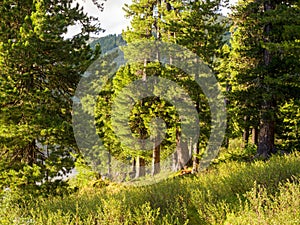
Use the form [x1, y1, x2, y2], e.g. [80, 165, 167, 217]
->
[0, 0, 102, 193]
[122, 0, 165, 176]
[227, 0, 300, 157]
[165, 0, 228, 172]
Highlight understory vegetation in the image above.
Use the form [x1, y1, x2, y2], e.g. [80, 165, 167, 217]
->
[1, 149, 299, 225]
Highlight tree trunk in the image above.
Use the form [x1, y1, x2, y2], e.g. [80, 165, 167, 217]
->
[192, 99, 200, 172]
[223, 136, 229, 149]
[135, 156, 146, 178]
[224, 81, 231, 149]
[130, 158, 136, 179]
[23, 140, 37, 166]
[176, 129, 189, 170]
[258, 114, 275, 158]
[252, 127, 258, 146]
[152, 138, 160, 175]
[132, 158, 136, 173]
[243, 115, 250, 148]
[192, 142, 199, 174]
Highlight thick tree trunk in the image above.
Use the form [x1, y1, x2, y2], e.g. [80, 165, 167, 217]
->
[152, 138, 160, 175]
[22, 140, 37, 166]
[258, 114, 275, 158]
[135, 156, 146, 178]
[176, 129, 189, 170]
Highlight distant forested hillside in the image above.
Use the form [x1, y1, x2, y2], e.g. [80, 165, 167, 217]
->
[91, 29, 230, 54]
[90, 34, 126, 54]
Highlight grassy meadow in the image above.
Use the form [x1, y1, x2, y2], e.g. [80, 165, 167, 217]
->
[1, 143, 299, 225]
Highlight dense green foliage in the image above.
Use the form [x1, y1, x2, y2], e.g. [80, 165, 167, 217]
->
[93, 0, 228, 180]
[218, 0, 300, 156]
[0, 0, 102, 195]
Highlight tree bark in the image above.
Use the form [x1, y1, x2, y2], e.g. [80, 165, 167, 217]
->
[252, 127, 259, 146]
[132, 157, 136, 173]
[23, 140, 37, 166]
[135, 156, 146, 178]
[258, 114, 275, 157]
[243, 116, 250, 148]
[192, 142, 199, 174]
[152, 138, 161, 175]
[224, 81, 231, 149]
[192, 99, 200, 172]
[151, 1, 161, 176]
[176, 129, 189, 170]
[129, 158, 136, 179]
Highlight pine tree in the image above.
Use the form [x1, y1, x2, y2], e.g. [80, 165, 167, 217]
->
[168, 0, 228, 172]
[0, 0, 102, 194]
[123, 0, 164, 177]
[228, 0, 300, 157]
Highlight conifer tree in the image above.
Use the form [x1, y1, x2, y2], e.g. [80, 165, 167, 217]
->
[122, 0, 165, 176]
[166, 0, 228, 172]
[227, 0, 300, 157]
[0, 0, 102, 193]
